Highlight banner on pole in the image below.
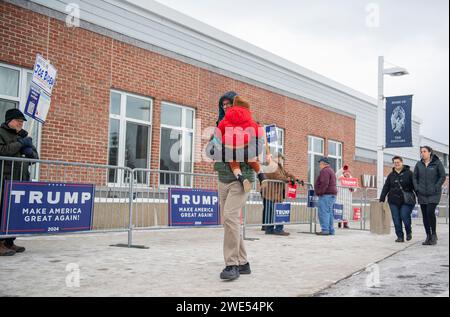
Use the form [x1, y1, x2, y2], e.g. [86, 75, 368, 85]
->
[386, 95, 413, 148]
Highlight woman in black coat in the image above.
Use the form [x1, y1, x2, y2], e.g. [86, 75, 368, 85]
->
[413, 146, 446, 246]
[380, 156, 416, 243]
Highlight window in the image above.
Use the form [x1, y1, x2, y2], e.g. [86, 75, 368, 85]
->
[308, 136, 324, 184]
[443, 154, 449, 169]
[0, 63, 40, 180]
[266, 126, 285, 157]
[328, 140, 343, 172]
[160, 102, 195, 187]
[108, 91, 152, 185]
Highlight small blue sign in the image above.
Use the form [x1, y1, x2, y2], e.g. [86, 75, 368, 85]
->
[1, 181, 95, 235]
[307, 189, 318, 208]
[275, 203, 291, 224]
[265, 125, 278, 144]
[333, 203, 344, 221]
[168, 188, 220, 227]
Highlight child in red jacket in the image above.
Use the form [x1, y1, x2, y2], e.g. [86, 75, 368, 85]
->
[216, 96, 267, 192]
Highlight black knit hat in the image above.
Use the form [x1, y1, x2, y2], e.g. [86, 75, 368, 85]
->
[5, 108, 27, 123]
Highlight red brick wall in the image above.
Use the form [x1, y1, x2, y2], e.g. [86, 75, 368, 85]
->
[0, 2, 375, 185]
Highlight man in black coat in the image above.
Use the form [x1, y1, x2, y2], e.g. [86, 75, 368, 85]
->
[0, 109, 39, 256]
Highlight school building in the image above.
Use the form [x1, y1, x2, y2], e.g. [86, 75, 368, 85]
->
[0, 0, 448, 189]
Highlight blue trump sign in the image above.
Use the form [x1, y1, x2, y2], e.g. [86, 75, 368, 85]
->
[333, 203, 344, 221]
[307, 189, 318, 208]
[386, 95, 413, 149]
[168, 188, 220, 227]
[265, 125, 278, 144]
[1, 181, 94, 235]
[275, 203, 291, 224]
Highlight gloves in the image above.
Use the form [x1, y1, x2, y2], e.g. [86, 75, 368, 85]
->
[21, 147, 34, 158]
[18, 137, 33, 148]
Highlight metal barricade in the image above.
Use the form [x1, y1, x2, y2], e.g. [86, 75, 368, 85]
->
[129, 169, 219, 231]
[243, 180, 314, 240]
[0, 156, 134, 245]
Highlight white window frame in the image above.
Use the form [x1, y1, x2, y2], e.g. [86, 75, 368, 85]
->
[0, 62, 42, 181]
[159, 101, 196, 188]
[266, 126, 285, 156]
[108, 90, 153, 187]
[328, 140, 343, 172]
[308, 136, 325, 184]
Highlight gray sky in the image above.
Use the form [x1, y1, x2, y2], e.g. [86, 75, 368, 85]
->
[135, 0, 449, 144]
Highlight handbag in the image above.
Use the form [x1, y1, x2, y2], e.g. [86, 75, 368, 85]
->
[397, 181, 416, 206]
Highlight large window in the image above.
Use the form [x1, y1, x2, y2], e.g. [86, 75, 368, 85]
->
[108, 91, 152, 185]
[267, 126, 285, 157]
[0, 63, 40, 179]
[308, 136, 324, 184]
[328, 140, 343, 172]
[160, 102, 195, 187]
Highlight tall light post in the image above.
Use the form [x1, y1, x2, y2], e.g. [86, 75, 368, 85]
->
[377, 56, 409, 196]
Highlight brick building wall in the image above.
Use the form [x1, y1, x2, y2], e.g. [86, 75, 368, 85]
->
[1, 2, 391, 187]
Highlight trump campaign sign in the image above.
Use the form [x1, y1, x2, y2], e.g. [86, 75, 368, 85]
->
[168, 188, 220, 227]
[1, 181, 94, 235]
[275, 203, 291, 224]
[339, 177, 359, 188]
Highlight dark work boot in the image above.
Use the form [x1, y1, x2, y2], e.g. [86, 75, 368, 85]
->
[5, 242, 25, 253]
[239, 263, 252, 275]
[0, 241, 16, 257]
[422, 236, 432, 246]
[220, 266, 240, 281]
[430, 234, 438, 245]
[406, 233, 413, 241]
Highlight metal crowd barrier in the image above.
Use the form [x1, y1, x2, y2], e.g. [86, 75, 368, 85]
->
[0, 156, 134, 246]
[1, 156, 448, 248]
[242, 180, 316, 240]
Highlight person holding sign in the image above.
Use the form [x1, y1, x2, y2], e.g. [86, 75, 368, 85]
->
[0, 109, 39, 256]
[335, 165, 353, 229]
[261, 152, 298, 236]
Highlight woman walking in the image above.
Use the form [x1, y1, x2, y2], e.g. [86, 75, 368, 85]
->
[380, 156, 416, 243]
[413, 146, 446, 246]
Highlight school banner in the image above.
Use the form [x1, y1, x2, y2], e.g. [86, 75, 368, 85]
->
[168, 188, 220, 227]
[1, 181, 94, 235]
[386, 95, 413, 148]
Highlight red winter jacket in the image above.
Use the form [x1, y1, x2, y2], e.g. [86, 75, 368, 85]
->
[217, 106, 263, 148]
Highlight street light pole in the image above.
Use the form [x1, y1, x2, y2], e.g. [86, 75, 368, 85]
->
[377, 56, 385, 197]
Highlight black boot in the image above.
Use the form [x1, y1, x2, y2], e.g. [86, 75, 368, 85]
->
[430, 234, 438, 245]
[422, 235, 432, 246]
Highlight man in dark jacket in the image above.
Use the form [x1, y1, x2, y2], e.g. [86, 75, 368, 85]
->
[314, 157, 338, 236]
[0, 109, 39, 256]
[413, 146, 446, 245]
[380, 156, 415, 242]
[213, 92, 253, 281]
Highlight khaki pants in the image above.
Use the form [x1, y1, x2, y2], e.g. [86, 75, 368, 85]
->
[219, 181, 249, 266]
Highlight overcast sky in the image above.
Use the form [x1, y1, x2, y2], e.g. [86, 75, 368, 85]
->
[132, 0, 449, 144]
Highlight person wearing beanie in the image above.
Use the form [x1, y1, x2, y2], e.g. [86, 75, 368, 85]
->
[0, 108, 39, 256]
[336, 164, 354, 229]
[216, 95, 267, 193]
[210, 92, 256, 281]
